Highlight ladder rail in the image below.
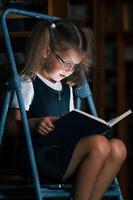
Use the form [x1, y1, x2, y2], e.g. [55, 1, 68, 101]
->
[0, 8, 60, 200]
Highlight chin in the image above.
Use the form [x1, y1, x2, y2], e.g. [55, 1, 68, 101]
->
[53, 77, 65, 82]
[50, 78, 61, 82]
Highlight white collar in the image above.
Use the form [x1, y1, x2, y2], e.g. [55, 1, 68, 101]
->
[36, 73, 62, 91]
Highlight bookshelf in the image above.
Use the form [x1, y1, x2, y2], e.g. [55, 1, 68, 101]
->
[121, 1, 133, 199]
[94, 2, 133, 200]
[68, 0, 132, 199]
[0, 0, 67, 37]
[68, 0, 93, 27]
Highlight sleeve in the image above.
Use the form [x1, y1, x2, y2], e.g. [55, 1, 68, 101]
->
[10, 78, 34, 111]
[69, 85, 74, 111]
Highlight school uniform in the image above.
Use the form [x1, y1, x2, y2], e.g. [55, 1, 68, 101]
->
[11, 74, 77, 181]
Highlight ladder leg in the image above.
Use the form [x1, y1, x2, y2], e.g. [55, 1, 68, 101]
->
[15, 83, 43, 200]
[0, 89, 11, 144]
[75, 97, 81, 109]
[114, 178, 124, 200]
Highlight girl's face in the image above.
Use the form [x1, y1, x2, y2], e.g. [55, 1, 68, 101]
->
[42, 49, 83, 83]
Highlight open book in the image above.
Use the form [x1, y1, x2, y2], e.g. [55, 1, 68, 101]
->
[52, 109, 132, 142]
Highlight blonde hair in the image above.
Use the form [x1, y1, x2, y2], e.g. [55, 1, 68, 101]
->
[22, 20, 95, 85]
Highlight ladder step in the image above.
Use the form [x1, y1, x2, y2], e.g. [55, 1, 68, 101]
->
[0, 184, 73, 199]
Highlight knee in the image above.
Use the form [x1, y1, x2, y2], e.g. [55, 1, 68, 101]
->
[110, 139, 127, 163]
[90, 135, 111, 159]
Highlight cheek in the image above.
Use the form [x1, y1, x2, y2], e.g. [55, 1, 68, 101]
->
[45, 60, 58, 73]
[46, 65, 61, 79]
[49, 65, 61, 75]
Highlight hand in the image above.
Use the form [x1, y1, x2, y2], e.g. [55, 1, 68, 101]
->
[35, 116, 58, 135]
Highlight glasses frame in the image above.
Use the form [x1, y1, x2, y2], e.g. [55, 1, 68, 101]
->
[54, 53, 75, 71]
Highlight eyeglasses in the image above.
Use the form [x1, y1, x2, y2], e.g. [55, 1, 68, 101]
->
[54, 53, 75, 71]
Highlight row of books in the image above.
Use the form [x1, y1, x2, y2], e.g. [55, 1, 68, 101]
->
[1, 0, 47, 9]
[0, 52, 24, 81]
[68, 2, 133, 32]
[106, 41, 133, 65]
[100, 3, 133, 33]
[1, 0, 44, 5]
[123, 3, 133, 32]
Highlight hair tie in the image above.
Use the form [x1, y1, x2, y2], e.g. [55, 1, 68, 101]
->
[51, 23, 56, 29]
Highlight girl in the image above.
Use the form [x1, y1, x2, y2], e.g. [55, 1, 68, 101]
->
[8, 20, 127, 200]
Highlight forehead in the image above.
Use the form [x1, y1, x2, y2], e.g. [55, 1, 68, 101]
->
[58, 49, 83, 64]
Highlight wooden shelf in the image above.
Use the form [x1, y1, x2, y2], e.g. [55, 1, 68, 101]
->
[0, 31, 30, 38]
[0, 8, 31, 19]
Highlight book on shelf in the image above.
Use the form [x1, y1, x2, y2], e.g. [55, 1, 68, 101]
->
[68, 4, 90, 21]
[52, 109, 132, 142]
[105, 4, 116, 33]
[123, 3, 133, 31]
[125, 45, 133, 62]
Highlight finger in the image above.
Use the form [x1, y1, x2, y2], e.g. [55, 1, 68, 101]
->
[50, 116, 59, 122]
[38, 125, 49, 135]
[46, 119, 55, 129]
[38, 129, 48, 135]
[42, 122, 54, 132]
[45, 126, 54, 132]
[39, 125, 53, 135]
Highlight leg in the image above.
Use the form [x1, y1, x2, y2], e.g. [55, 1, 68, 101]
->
[62, 135, 111, 200]
[90, 138, 127, 200]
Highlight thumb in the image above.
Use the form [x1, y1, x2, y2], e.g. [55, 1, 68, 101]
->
[49, 116, 59, 122]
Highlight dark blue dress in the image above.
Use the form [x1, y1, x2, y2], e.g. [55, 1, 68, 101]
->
[20, 76, 78, 181]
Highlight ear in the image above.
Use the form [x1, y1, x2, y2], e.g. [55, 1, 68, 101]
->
[42, 46, 50, 58]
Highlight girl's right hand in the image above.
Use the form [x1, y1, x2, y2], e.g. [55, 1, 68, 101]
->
[34, 116, 58, 135]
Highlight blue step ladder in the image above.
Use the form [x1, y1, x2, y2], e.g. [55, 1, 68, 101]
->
[0, 8, 124, 200]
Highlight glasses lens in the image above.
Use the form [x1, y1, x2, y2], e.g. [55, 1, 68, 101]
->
[55, 53, 74, 71]
[63, 62, 73, 70]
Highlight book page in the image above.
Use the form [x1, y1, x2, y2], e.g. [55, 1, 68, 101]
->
[107, 109, 132, 127]
[73, 109, 108, 125]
